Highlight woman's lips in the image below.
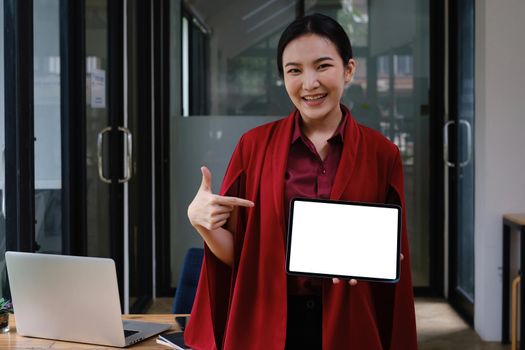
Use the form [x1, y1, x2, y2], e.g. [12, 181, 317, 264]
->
[302, 93, 327, 106]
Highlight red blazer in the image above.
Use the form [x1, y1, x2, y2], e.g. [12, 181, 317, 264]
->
[185, 108, 418, 350]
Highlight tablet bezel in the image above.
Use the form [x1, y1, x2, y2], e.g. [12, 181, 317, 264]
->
[285, 198, 402, 283]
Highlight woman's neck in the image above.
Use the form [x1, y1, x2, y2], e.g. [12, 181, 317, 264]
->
[299, 107, 343, 161]
[300, 107, 343, 140]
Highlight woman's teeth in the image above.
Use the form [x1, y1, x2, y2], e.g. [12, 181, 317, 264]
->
[303, 94, 326, 101]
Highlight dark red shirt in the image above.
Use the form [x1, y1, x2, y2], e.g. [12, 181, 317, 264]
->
[285, 108, 347, 295]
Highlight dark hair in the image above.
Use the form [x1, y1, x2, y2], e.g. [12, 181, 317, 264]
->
[277, 13, 353, 77]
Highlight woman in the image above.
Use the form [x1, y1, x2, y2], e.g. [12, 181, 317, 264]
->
[185, 13, 417, 349]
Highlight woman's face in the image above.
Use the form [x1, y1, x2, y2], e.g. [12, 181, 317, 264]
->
[282, 34, 355, 126]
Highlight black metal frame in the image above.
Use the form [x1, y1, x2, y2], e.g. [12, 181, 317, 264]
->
[448, 0, 475, 325]
[128, 0, 154, 313]
[424, 0, 446, 298]
[188, 21, 210, 115]
[107, 0, 125, 303]
[153, 0, 173, 298]
[60, 0, 87, 256]
[502, 222, 511, 343]
[4, 0, 35, 253]
[180, 5, 210, 116]
[296, 0, 305, 18]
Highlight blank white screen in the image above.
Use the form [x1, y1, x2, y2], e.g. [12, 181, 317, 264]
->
[288, 200, 399, 280]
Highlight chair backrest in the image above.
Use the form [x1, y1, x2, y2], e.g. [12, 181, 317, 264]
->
[172, 247, 204, 314]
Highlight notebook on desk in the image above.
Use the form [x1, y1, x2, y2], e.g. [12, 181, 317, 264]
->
[5, 251, 171, 347]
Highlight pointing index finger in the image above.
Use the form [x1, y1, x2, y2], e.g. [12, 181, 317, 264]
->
[215, 195, 254, 208]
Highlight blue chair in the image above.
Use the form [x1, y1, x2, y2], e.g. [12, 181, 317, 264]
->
[172, 247, 204, 315]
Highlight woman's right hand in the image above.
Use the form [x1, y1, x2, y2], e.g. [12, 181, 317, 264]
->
[188, 166, 254, 231]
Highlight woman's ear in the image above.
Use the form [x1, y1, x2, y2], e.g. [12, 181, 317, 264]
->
[344, 58, 357, 84]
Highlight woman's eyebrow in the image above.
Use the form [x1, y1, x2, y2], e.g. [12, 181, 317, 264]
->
[284, 56, 335, 68]
[314, 56, 335, 64]
[284, 62, 300, 68]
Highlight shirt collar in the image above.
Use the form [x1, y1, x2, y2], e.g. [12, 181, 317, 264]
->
[291, 105, 348, 144]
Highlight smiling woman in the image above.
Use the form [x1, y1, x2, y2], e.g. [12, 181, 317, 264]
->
[184, 13, 417, 350]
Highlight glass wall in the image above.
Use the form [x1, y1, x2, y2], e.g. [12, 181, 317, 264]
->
[33, 0, 62, 254]
[85, 0, 111, 258]
[171, 0, 431, 287]
[307, 0, 430, 286]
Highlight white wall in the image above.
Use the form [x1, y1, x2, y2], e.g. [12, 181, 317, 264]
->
[475, 0, 525, 340]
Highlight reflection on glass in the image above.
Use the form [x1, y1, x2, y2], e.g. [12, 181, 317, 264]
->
[0, 0, 6, 296]
[86, 0, 110, 258]
[34, 0, 62, 253]
[183, 0, 294, 116]
[456, 0, 475, 301]
[308, 0, 430, 286]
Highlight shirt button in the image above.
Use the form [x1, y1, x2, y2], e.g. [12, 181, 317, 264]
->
[322, 169, 326, 174]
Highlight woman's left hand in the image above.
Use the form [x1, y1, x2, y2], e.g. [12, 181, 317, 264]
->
[331, 253, 404, 286]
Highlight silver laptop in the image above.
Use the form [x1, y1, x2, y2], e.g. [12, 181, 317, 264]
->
[5, 251, 171, 347]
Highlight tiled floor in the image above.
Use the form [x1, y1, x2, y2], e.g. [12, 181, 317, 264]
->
[416, 298, 510, 350]
[148, 297, 511, 349]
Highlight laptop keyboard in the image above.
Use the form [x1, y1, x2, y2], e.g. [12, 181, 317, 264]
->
[124, 329, 139, 338]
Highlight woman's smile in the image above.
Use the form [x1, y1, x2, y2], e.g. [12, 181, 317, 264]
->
[302, 93, 328, 106]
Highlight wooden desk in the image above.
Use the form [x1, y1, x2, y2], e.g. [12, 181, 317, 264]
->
[0, 314, 185, 349]
[502, 213, 525, 347]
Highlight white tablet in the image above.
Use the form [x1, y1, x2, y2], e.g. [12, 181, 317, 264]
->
[286, 198, 401, 283]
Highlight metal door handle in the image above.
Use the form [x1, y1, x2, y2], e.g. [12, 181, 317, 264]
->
[97, 127, 112, 183]
[443, 120, 455, 167]
[118, 126, 132, 183]
[443, 119, 473, 168]
[458, 120, 472, 167]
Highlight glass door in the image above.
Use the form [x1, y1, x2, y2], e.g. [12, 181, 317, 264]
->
[447, 0, 475, 323]
[85, 0, 118, 263]
[85, 0, 129, 312]
[33, 0, 62, 254]
[85, 0, 154, 313]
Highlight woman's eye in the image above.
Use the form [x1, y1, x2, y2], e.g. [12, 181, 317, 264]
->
[287, 68, 300, 74]
[318, 64, 332, 70]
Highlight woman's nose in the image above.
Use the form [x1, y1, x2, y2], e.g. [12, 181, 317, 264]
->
[302, 71, 320, 90]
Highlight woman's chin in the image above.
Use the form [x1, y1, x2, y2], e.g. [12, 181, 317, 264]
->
[298, 105, 337, 122]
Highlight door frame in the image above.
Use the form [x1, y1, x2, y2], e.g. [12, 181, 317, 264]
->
[447, 0, 475, 325]
[4, 0, 36, 254]
[152, 0, 172, 299]
[420, 0, 446, 298]
[60, 0, 87, 256]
